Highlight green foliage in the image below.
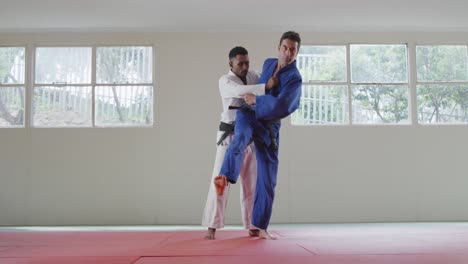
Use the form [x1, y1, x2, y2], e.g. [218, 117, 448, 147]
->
[351, 45, 407, 83]
[417, 85, 468, 123]
[353, 85, 409, 123]
[417, 46, 468, 81]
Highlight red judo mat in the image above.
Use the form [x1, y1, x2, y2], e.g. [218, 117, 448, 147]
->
[1, 224, 468, 264]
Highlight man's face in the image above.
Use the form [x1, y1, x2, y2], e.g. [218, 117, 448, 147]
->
[230, 54, 250, 78]
[278, 39, 299, 66]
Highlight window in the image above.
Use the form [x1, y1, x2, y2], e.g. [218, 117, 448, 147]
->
[0, 47, 25, 127]
[32, 46, 153, 127]
[34, 47, 92, 127]
[350, 44, 409, 124]
[292, 46, 348, 125]
[416, 45, 468, 124]
[96, 47, 153, 126]
[293, 44, 410, 125]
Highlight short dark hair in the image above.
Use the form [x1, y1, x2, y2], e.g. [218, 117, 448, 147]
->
[229, 46, 248, 60]
[279, 31, 301, 49]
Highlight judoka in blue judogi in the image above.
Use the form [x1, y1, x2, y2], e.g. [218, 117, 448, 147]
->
[214, 31, 302, 239]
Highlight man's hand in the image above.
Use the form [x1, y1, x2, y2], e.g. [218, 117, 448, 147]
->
[243, 93, 256, 106]
[265, 76, 279, 90]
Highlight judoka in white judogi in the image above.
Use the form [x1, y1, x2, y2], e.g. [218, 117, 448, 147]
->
[202, 46, 275, 239]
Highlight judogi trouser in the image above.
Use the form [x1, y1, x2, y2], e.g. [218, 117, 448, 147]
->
[219, 110, 280, 230]
[202, 130, 257, 229]
[218, 58, 301, 230]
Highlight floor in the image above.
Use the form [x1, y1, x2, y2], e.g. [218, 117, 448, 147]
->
[1, 223, 468, 264]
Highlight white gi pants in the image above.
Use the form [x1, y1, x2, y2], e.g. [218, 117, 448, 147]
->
[202, 131, 257, 229]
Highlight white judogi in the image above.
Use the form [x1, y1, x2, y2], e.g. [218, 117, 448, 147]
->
[202, 70, 265, 229]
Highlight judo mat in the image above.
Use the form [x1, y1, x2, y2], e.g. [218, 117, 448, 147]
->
[1, 223, 468, 264]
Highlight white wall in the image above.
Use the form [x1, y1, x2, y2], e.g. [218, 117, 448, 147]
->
[0, 32, 467, 226]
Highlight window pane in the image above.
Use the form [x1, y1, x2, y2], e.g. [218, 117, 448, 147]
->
[95, 86, 153, 126]
[351, 44, 408, 83]
[292, 85, 348, 125]
[0, 47, 25, 84]
[417, 85, 468, 124]
[0, 87, 24, 127]
[33, 86, 92, 127]
[297, 46, 346, 82]
[352, 85, 409, 124]
[416, 45, 468, 82]
[35, 47, 92, 84]
[96, 47, 152, 84]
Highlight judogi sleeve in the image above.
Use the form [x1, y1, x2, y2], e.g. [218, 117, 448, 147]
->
[255, 72, 302, 120]
[219, 75, 266, 99]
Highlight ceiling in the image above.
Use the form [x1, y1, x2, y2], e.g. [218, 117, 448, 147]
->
[1, 0, 468, 32]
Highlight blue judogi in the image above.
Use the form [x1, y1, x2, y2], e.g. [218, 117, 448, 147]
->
[219, 58, 302, 229]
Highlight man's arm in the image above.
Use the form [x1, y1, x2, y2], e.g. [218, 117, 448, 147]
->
[253, 73, 302, 120]
[219, 75, 278, 99]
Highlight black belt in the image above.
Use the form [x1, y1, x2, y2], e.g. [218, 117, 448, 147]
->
[229, 103, 254, 112]
[217, 122, 234, 145]
[225, 104, 281, 150]
[265, 119, 280, 150]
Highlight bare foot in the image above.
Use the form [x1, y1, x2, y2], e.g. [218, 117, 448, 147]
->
[259, 229, 277, 240]
[214, 175, 228, 195]
[248, 229, 260, 237]
[205, 227, 216, 239]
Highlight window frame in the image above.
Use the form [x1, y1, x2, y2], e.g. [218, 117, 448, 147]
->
[0, 45, 27, 128]
[414, 44, 468, 125]
[21, 44, 156, 128]
[294, 44, 349, 125]
[294, 43, 412, 126]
